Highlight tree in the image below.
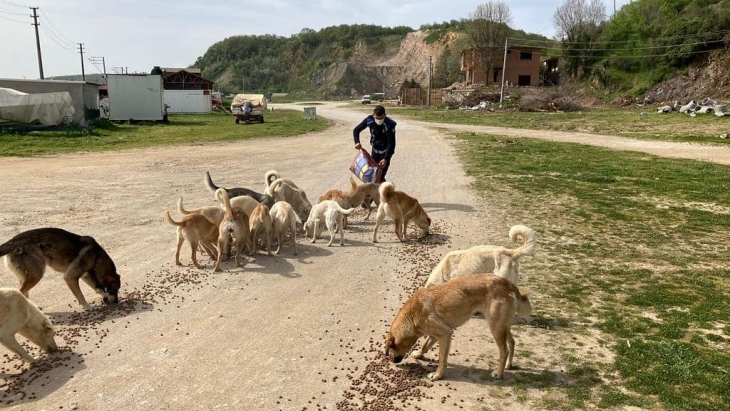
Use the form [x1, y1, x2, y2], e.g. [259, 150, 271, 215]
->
[465, 1, 513, 80]
[553, 0, 606, 78]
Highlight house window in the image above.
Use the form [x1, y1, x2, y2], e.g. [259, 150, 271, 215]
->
[518, 75, 531, 86]
[520, 51, 533, 60]
[493, 68, 501, 83]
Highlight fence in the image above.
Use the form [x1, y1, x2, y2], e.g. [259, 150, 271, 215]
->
[400, 88, 443, 106]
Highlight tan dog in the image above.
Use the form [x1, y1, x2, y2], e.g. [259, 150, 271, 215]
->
[267, 178, 312, 225]
[0, 228, 121, 310]
[0, 288, 58, 362]
[426, 225, 538, 287]
[215, 188, 260, 217]
[249, 203, 273, 256]
[384, 274, 531, 381]
[372, 182, 431, 243]
[164, 210, 218, 269]
[213, 190, 251, 272]
[177, 196, 226, 226]
[269, 201, 300, 255]
[319, 176, 380, 228]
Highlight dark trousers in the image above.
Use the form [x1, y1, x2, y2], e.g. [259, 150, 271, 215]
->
[371, 150, 391, 182]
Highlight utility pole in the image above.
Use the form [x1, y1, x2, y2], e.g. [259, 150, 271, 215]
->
[499, 38, 508, 106]
[427, 56, 432, 107]
[78, 43, 86, 81]
[90, 56, 107, 83]
[30, 7, 44, 79]
[242, 74, 245, 93]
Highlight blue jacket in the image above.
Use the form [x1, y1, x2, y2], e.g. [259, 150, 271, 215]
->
[353, 115, 397, 161]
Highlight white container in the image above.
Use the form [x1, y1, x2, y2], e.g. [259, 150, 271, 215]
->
[164, 90, 212, 114]
[107, 75, 164, 121]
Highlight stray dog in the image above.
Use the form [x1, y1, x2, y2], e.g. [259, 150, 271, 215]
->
[164, 210, 219, 269]
[0, 228, 121, 310]
[319, 176, 380, 228]
[265, 169, 304, 192]
[249, 203, 273, 256]
[384, 274, 531, 381]
[267, 178, 312, 225]
[178, 196, 226, 226]
[0, 288, 57, 362]
[213, 190, 251, 272]
[269, 201, 300, 255]
[205, 171, 275, 208]
[372, 182, 431, 243]
[215, 188, 260, 217]
[426, 225, 538, 287]
[303, 200, 355, 246]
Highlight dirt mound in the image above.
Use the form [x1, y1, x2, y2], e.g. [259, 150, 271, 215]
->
[643, 51, 730, 104]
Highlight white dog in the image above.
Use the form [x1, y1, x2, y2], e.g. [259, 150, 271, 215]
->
[0, 288, 58, 362]
[425, 225, 538, 287]
[303, 200, 355, 246]
[269, 201, 301, 255]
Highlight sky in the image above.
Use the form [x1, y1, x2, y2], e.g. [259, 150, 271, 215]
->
[0, 0, 632, 80]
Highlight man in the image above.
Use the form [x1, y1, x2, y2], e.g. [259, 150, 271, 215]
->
[352, 105, 396, 182]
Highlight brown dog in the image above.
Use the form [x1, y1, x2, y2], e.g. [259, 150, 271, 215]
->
[319, 176, 380, 228]
[249, 203, 273, 256]
[0, 228, 121, 310]
[384, 274, 531, 381]
[214, 190, 251, 272]
[164, 210, 219, 269]
[372, 182, 431, 243]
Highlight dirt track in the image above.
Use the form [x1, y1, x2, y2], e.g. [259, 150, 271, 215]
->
[1, 103, 729, 410]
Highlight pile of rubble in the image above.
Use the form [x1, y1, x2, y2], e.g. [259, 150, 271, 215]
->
[655, 97, 728, 117]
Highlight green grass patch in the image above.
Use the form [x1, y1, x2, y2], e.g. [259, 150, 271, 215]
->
[389, 106, 730, 143]
[452, 132, 730, 410]
[0, 110, 331, 157]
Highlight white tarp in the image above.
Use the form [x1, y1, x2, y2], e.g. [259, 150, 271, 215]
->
[231, 93, 267, 109]
[0, 87, 74, 126]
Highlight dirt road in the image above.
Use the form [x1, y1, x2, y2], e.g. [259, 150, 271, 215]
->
[1, 103, 728, 410]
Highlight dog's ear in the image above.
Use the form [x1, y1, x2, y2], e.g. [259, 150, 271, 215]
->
[384, 334, 396, 354]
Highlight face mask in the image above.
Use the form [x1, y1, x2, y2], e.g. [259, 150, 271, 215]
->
[374, 118, 385, 126]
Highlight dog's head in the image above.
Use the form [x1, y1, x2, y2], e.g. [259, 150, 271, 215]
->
[28, 318, 57, 353]
[94, 254, 121, 305]
[415, 209, 432, 236]
[383, 332, 418, 364]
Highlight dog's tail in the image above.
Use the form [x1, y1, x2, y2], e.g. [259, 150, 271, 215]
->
[349, 175, 357, 191]
[267, 178, 284, 197]
[508, 225, 538, 261]
[379, 181, 396, 203]
[164, 210, 185, 227]
[505, 281, 532, 319]
[0, 241, 14, 257]
[205, 171, 220, 193]
[177, 197, 195, 216]
[218, 189, 234, 217]
[265, 170, 281, 188]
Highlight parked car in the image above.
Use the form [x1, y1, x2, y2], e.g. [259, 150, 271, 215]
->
[361, 95, 371, 104]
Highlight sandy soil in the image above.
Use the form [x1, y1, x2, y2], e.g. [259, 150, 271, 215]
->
[1, 102, 728, 410]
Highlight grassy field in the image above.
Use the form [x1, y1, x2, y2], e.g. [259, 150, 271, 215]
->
[387, 106, 730, 144]
[452, 132, 730, 410]
[0, 110, 330, 157]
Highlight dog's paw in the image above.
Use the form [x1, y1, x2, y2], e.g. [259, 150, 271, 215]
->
[411, 351, 424, 359]
[427, 372, 443, 381]
[490, 371, 504, 379]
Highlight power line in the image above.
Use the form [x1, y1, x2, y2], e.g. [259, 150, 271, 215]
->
[511, 38, 728, 52]
[0, 13, 25, 23]
[0, 6, 26, 15]
[39, 25, 75, 51]
[508, 28, 730, 45]
[39, 12, 75, 46]
[507, 46, 728, 59]
[0, 0, 28, 8]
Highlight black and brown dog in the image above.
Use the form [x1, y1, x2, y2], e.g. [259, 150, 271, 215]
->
[0, 228, 121, 310]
